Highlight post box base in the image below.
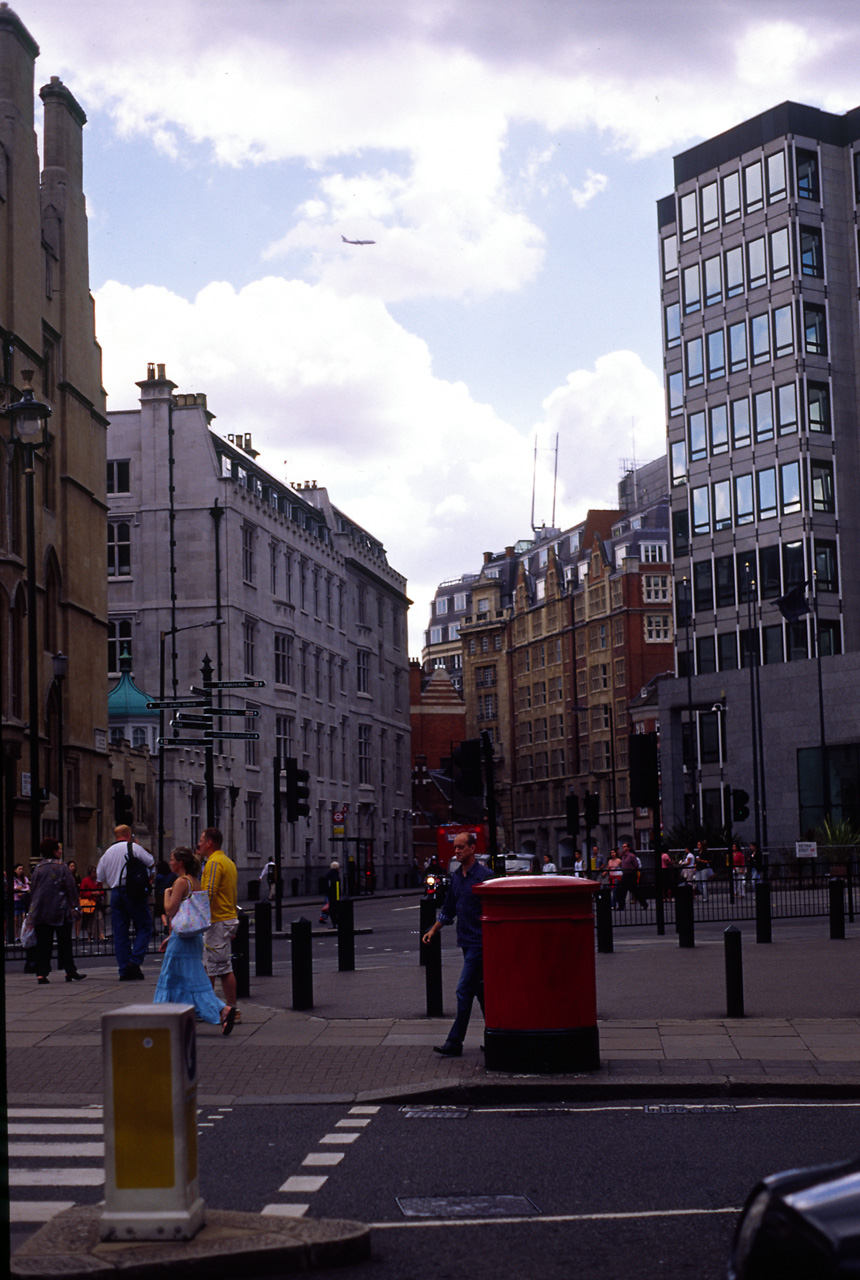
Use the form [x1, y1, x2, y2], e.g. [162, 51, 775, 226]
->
[484, 1026, 600, 1074]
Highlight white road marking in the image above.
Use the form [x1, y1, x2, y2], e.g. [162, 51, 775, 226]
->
[320, 1132, 360, 1144]
[278, 1175, 328, 1193]
[303, 1153, 345, 1166]
[10, 1201, 76, 1223]
[262, 1203, 309, 1217]
[335, 1118, 370, 1128]
[393, 905, 420, 912]
[349, 1106, 380, 1114]
[9, 1108, 103, 1119]
[371, 1207, 743, 1229]
[9, 1123, 103, 1135]
[473, 1101, 860, 1116]
[10, 1143, 105, 1158]
[10, 1169, 105, 1187]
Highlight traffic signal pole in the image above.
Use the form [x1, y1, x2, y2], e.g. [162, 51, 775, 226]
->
[481, 731, 499, 873]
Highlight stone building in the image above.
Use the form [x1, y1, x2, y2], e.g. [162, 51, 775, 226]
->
[0, 6, 111, 871]
[107, 366, 411, 892]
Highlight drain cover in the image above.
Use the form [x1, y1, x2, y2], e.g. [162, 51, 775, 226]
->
[644, 1103, 737, 1115]
[396, 1195, 540, 1219]
[399, 1106, 469, 1120]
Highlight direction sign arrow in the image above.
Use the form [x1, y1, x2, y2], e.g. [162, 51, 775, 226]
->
[208, 707, 259, 718]
[147, 698, 212, 710]
[190, 680, 266, 692]
[203, 730, 260, 740]
[158, 737, 209, 748]
[171, 716, 212, 728]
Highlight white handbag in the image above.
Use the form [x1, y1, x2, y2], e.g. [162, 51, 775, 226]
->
[171, 889, 211, 936]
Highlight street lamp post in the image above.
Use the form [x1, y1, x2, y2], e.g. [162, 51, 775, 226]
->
[4, 372, 52, 866]
[52, 652, 68, 850]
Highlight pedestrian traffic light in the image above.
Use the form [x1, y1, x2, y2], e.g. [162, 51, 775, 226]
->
[452, 738, 483, 797]
[583, 792, 600, 829]
[565, 794, 580, 836]
[732, 788, 750, 823]
[113, 781, 133, 827]
[285, 756, 311, 822]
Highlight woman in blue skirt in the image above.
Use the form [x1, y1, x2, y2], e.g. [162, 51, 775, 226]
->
[154, 846, 236, 1035]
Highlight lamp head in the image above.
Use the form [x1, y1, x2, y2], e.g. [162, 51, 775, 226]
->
[5, 370, 52, 441]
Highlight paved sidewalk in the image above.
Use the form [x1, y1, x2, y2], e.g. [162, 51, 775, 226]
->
[6, 916, 860, 1104]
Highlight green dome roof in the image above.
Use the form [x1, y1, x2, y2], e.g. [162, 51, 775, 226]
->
[108, 650, 158, 720]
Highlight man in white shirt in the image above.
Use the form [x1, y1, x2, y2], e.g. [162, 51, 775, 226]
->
[542, 853, 557, 874]
[96, 824, 154, 980]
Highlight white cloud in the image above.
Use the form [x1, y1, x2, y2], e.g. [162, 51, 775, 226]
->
[569, 169, 607, 209]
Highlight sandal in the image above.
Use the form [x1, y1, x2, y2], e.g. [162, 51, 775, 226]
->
[220, 1006, 237, 1037]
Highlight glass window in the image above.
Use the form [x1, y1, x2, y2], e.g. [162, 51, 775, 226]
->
[819, 621, 841, 657]
[728, 320, 748, 372]
[769, 226, 790, 279]
[776, 382, 797, 434]
[713, 479, 731, 531]
[692, 486, 710, 536]
[751, 313, 770, 364]
[693, 559, 713, 612]
[800, 225, 823, 277]
[672, 508, 689, 558]
[722, 171, 741, 221]
[740, 629, 760, 669]
[734, 473, 754, 525]
[718, 632, 738, 670]
[706, 329, 725, 380]
[804, 304, 827, 355]
[807, 381, 831, 433]
[780, 461, 801, 514]
[671, 439, 687, 485]
[811, 460, 835, 512]
[753, 390, 773, 441]
[766, 151, 787, 202]
[662, 234, 678, 279]
[704, 255, 722, 305]
[683, 263, 700, 313]
[435, 596, 448, 615]
[715, 556, 735, 607]
[759, 545, 781, 599]
[668, 371, 684, 415]
[701, 181, 719, 232]
[107, 460, 130, 494]
[815, 540, 838, 593]
[709, 403, 728, 454]
[688, 411, 707, 461]
[796, 148, 819, 201]
[783, 540, 805, 587]
[665, 302, 681, 347]
[738, 553, 756, 603]
[680, 190, 698, 240]
[696, 635, 717, 674]
[731, 396, 751, 448]
[744, 161, 763, 212]
[757, 468, 777, 519]
[725, 245, 744, 296]
[788, 621, 809, 661]
[686, 336, 704, 387]
[747, 237, 767, 288]
[763, 625, 784, 665]
[773, 305, 793, 358]
[107, 522, 131, 577]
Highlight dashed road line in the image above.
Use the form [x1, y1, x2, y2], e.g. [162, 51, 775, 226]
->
[261, 1103, 380, 1218]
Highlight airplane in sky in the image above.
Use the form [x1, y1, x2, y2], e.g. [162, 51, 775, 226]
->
[341, 235, 376, 245]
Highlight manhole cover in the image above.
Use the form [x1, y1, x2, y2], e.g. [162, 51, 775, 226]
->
[396, 1195, 540, 1219]
[399, 1106, 469, 1120]
[644, 1104, 737, 1115]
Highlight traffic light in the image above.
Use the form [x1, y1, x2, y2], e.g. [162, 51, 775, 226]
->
[629, 732, 659, 808]
[452, 738, 483, 797]
[285, 756, 311, 822]
[732, 788, 750, 823]
[565, 794, 580, 836]
[583, 792, 600, 829]
[113, 781, 134, 827]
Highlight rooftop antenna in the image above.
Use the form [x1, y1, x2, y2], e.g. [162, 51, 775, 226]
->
[530, 436, 537, 534]
[551, 432, 559, 528]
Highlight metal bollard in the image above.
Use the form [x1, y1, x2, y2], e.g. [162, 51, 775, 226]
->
[232, 910, 251, 999]
[254, 901, 273, 977]
[419, 896, 436, 966]
[724, 925, 744, 1017]
[291, 917, 313, 1010]
[337, 896, 355, 972]
[755, 879, 772, 944]
[595, 886, 613, 954]
[423, 924, 443, 1017]
[675, 882, 695, 948]
[829, 877, 846, 940]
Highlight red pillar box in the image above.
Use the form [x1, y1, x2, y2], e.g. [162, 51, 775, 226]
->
[473, 875, 600, 1073]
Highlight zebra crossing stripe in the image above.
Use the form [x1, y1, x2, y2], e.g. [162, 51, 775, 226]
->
[11, 1201, 76, 1223]
[10, 1169, 105, 1187]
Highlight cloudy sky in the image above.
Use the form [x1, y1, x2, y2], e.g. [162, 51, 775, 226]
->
[21, 0, 860, 651]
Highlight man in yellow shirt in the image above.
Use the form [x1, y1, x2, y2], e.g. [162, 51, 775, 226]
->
[198, 828, 238, 1022]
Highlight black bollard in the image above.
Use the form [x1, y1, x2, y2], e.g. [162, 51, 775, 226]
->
[254, 901, 273, 977]
[423, 923, 443, 1017]
[755, 879, 772, 944]
[291, 917, 313, 1010]
[724, 926, 744, 1017]
[232, 910, 251, 1000]
[829, 877, 846, 940]
[419, 896, 436, 966]
[337, 897, 355, 972]
[675, 883, 695, 948]
[595, 886, 613, 954]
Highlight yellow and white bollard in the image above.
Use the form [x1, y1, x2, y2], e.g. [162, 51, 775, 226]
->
[100, 1003, 206, 1241]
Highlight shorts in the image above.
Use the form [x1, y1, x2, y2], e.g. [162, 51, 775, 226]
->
[203, 918, 238, 977]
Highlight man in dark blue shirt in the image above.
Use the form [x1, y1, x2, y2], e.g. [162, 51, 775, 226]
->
[422, 831, 494, 1057]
